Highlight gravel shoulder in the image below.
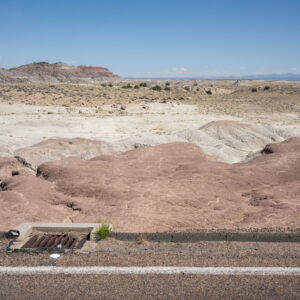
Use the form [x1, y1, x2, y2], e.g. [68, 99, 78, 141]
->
[1, 237, 299, 268]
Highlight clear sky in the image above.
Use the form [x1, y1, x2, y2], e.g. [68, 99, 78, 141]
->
[1, 0, 300, 77]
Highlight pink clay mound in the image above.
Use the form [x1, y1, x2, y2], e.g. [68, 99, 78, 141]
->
[0, 139, 299, 232]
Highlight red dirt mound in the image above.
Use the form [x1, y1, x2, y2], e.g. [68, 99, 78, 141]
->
[14, 138, 119, 171]
[0, 140, 299, 232]
[0, 157, 33, 182]
[0, 176, 76, 227]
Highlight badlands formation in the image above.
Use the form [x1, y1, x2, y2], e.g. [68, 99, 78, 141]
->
[0, 62, 118, 83]
[0, 76, 299, 232]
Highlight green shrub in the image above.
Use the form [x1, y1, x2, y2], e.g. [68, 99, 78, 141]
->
[151, 85, 162, 91]
[164, 87, 171, 91]
[140, 82, 147, 87]
[184, 86, 190, 91]
[108, 83, 113, 87]
[206, 89, 212, 95]
[122, 83, 132, 89]
[96, 223, 111, 240]
[134, 85, 140, 89]
[165, 82, 170, 86]
[264, 86, 270, 90]
[251, 88, 257, 92]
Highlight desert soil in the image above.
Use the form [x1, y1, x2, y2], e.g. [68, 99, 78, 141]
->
[0, 80, 299, 232]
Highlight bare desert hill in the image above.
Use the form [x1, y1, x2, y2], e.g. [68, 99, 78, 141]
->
[0, 62, 119, 83]
[0, 139, 299, 232]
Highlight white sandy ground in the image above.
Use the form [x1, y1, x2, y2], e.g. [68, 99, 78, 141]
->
[0, 102, 299, 163]
[0, 266, 299, 276]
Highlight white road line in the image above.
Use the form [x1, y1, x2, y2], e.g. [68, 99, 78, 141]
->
[0, 266, 299, 275]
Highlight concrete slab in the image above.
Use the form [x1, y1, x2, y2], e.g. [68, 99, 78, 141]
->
[8, 222, 113, 242]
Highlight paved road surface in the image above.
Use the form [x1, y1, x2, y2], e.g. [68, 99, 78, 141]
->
[0, 238, 299, 299]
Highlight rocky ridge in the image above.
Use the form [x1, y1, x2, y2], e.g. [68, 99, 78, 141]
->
[0, 62, 119, 83]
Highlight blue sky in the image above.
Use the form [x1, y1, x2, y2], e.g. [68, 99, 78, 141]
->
[0, 0, 300, 77]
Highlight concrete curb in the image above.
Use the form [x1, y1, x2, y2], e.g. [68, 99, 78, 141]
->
[111, 230, 300, 243]
[2, 229, 299, 243]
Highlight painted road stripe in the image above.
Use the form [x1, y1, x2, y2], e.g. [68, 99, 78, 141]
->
[0, 266, 299, 275]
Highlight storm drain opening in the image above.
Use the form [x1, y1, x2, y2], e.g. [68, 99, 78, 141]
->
[6, 223, 110, 252]
[21, 232, 89, 250]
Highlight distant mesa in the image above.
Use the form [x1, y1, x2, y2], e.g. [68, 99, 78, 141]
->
[0, 62, 119, 83]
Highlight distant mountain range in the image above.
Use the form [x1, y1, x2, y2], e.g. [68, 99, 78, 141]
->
[1, 62, 299, 82]
[0, 62, 119, 83]
[131, 73, 300, 80]
[168, 73, 300, 80]
[235, 73, 300, 81]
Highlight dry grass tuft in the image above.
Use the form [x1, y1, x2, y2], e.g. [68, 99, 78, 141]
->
[136, 236, 150, 246]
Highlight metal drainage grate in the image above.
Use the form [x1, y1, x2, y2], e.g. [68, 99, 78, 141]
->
[21, 233, 89, 249]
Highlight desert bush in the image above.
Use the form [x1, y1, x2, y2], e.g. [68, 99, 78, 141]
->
[139, 82, 147, 87]
[151, 85, 162, 91]
[184, 86, 190, 91]
[101, 83, 107, 87]
[108, 83, 113, 87]
[96, 223, 111, 240]
[251, 88, 257, 92]
[165, 82, 170, 86]
[164, 87, 171, 91]
[264, 85, 270, 90]
[206, 89, 212, 95]
[122, 83, 132, 89]
[134, 85, 140, 89]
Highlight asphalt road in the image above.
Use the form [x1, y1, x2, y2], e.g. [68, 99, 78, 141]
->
[1, 273, 300, 300]
[0, 238, 299, 299]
